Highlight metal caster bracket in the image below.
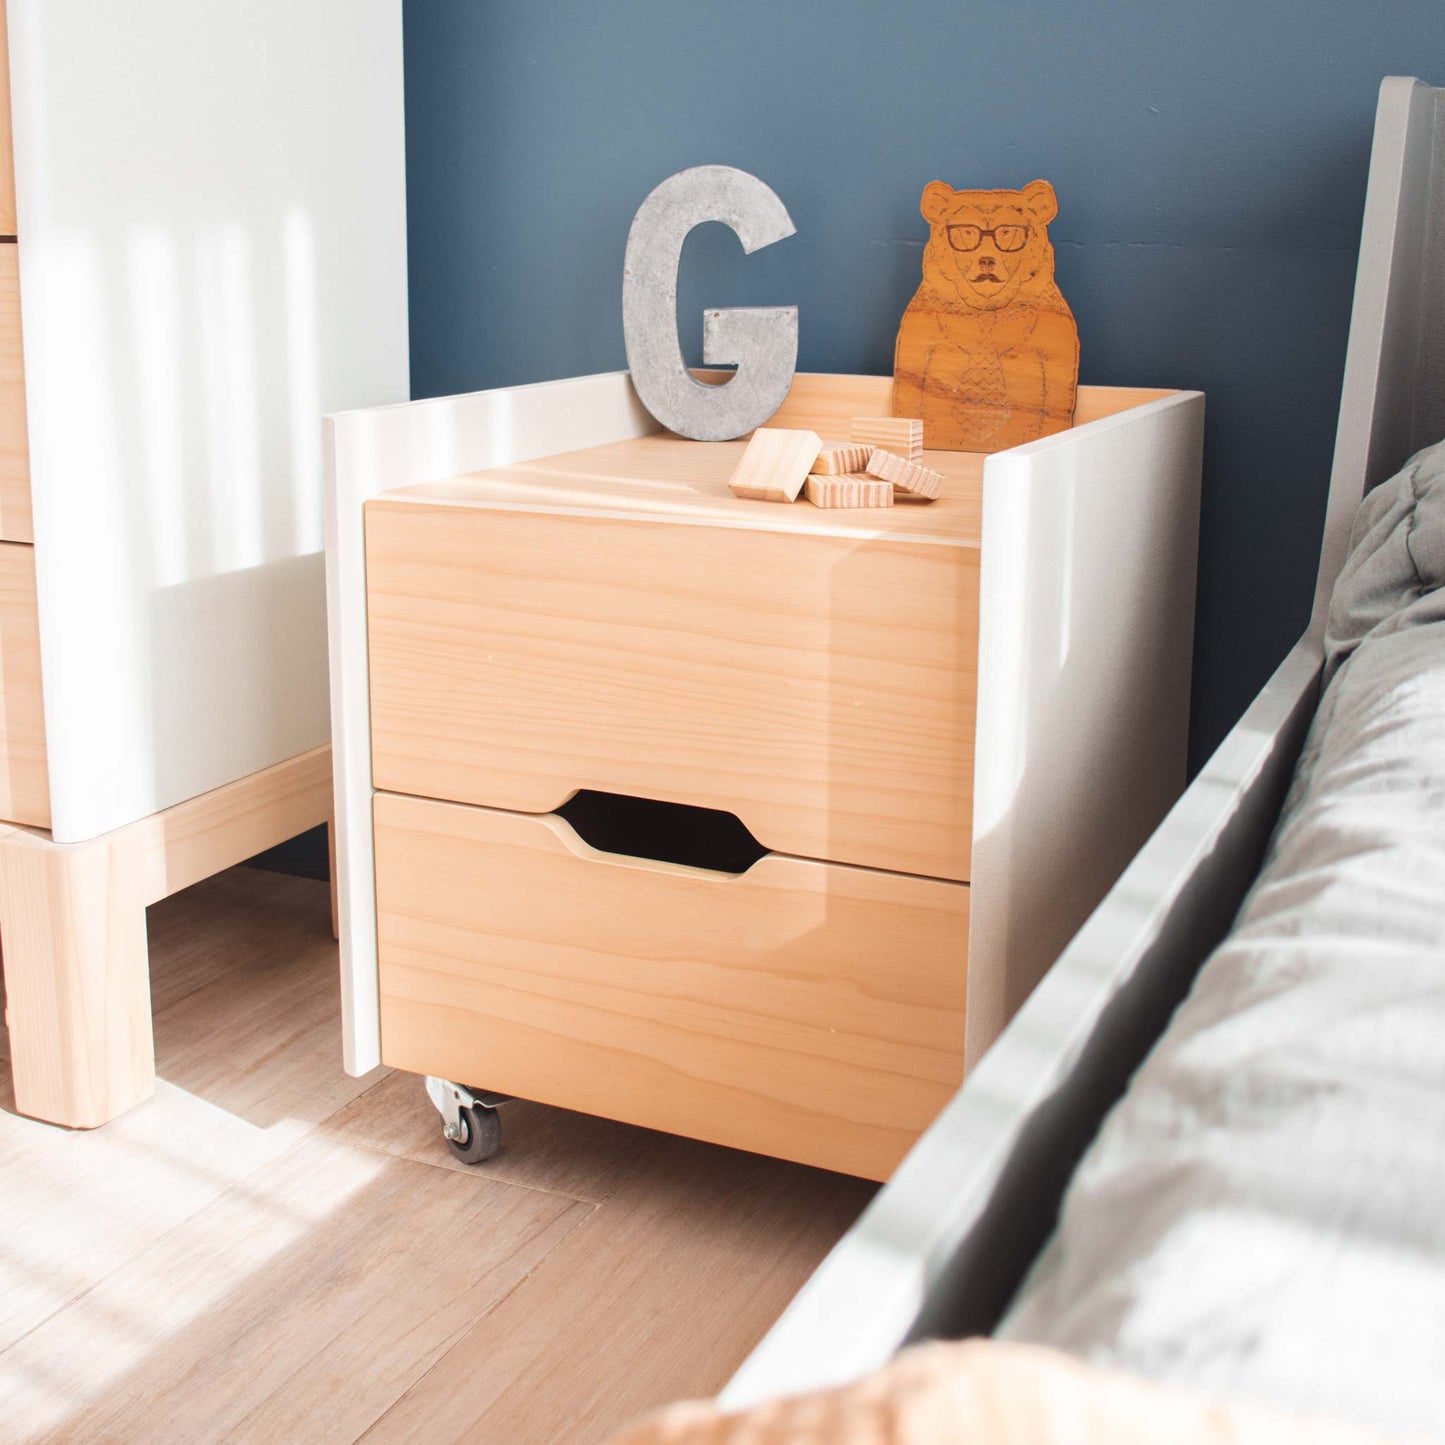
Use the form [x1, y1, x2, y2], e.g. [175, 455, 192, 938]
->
[424, 1075, 512, 1142]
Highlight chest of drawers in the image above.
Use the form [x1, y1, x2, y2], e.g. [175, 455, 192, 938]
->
[329, 371, 1203, 1179]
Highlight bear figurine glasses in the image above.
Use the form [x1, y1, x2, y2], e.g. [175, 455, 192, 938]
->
[946, 222, 1030, 253]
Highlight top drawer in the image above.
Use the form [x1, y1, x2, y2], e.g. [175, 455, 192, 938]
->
[365, 438, 980, 881]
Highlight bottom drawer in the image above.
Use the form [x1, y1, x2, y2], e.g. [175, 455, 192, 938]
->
[0, 542, 48, 827]
[374, 791, 969, 1180]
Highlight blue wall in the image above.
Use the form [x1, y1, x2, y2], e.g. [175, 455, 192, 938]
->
[402, 1, 1445, 766]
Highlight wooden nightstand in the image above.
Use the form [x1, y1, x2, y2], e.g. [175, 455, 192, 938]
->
[328, 372, 1203, 1180]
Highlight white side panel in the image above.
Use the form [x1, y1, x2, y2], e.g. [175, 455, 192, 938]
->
[326, 373, 658, 1074]
[723, 641, 1320, 1410]
[1312, 78, 1445, 634]
[8, 0, 410, 842]
[965, 392, 1204, 1065]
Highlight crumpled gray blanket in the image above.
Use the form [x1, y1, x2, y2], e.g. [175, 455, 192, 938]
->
[1001, 440, 1445, 1441]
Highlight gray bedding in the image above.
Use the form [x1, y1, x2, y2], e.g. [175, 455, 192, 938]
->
[1001, 441, 1445, 1439]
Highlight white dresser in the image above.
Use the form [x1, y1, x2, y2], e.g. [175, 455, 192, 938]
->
[0, 1, 409, 1127]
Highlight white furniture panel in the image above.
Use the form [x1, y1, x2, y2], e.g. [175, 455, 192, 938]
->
[967, 393, 1203, 1064]
[7, 0, 409, 842]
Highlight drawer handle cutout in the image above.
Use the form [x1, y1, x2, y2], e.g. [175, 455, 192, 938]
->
[555, 791, 769, 875]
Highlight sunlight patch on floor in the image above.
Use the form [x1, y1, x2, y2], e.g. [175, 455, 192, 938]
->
[0, 1081, 386, 1437]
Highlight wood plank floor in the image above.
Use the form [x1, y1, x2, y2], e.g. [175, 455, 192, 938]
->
[0, 867, 874, 1443]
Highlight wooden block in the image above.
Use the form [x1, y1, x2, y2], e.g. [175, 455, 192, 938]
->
[810, 442, 871, 476]
[851, 417, 922, 462]
[727, 428, 821, 502]
[865, 449, 945, 501]
[803, 474, 893, 509]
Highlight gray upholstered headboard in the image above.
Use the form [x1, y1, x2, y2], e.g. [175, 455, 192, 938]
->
[721, 75, 1445, 1411]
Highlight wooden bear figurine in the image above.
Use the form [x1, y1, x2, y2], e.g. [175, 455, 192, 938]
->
[894, 179, 1079, 452]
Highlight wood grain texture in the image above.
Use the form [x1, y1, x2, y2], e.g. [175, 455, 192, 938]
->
[756, 373, 1164, 440]
[392, 430, 986, 541]
[0, 246, 30, 542]
[0, 869, 381, 1357]
[866, 449, 944, 500]
[144, 868, 378, 1128]
[725, 389, 1208, 1410]
[0, 824, 150, 1128]
[3, 1135, 588, 1444]
[358, 1138, 874, 1445]
[326, 372, 659, 1076]
[894, 181, 1080, 452]
[128, 742, 332, 907]
[0, 539, 46, 825]
[0, 745, 331, 1128]
[334, 371, 1177, 1078]
[366, 459, 980, 881]
[851, 416, 922, 461]
[323, 1068, 677, 1205]
[374, 792, 969, 1181]
[803, 474, 893, 508]
[810, 442, 871, 475]
[0, 864, 871, 1443]
[726, 427, 820, 501]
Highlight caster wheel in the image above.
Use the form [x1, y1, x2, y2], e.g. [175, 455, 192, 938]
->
[447, 1102, 502, 1164]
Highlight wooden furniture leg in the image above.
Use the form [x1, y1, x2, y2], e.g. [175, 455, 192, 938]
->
[0, 744, 333, 1129]
[0, 827, 152, 1127]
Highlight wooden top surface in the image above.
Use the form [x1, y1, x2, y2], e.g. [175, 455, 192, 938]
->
[375, 434, 989, 546]
[369, 376, 1174, 549]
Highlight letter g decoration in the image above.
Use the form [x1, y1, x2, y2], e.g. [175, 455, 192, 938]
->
[622, 165, 798, 441]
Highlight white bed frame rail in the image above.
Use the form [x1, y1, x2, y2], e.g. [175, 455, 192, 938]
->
[722, 75, 1445, 1411]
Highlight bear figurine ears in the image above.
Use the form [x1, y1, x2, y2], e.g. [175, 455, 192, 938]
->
[1019, 179, 1059, 223]
[919, 181, 956, 224]
[919, 178, 1059, 226]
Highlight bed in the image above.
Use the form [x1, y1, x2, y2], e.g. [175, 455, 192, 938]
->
[632, 74, 1445, 1443]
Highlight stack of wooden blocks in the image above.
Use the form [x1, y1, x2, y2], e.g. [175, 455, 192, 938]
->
[728, 418, 945, 509]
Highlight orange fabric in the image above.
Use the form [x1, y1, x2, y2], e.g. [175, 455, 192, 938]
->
[612, 1340, 1409, 1445]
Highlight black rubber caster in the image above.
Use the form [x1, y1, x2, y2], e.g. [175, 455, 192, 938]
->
[447, 1102, 502, 1164]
